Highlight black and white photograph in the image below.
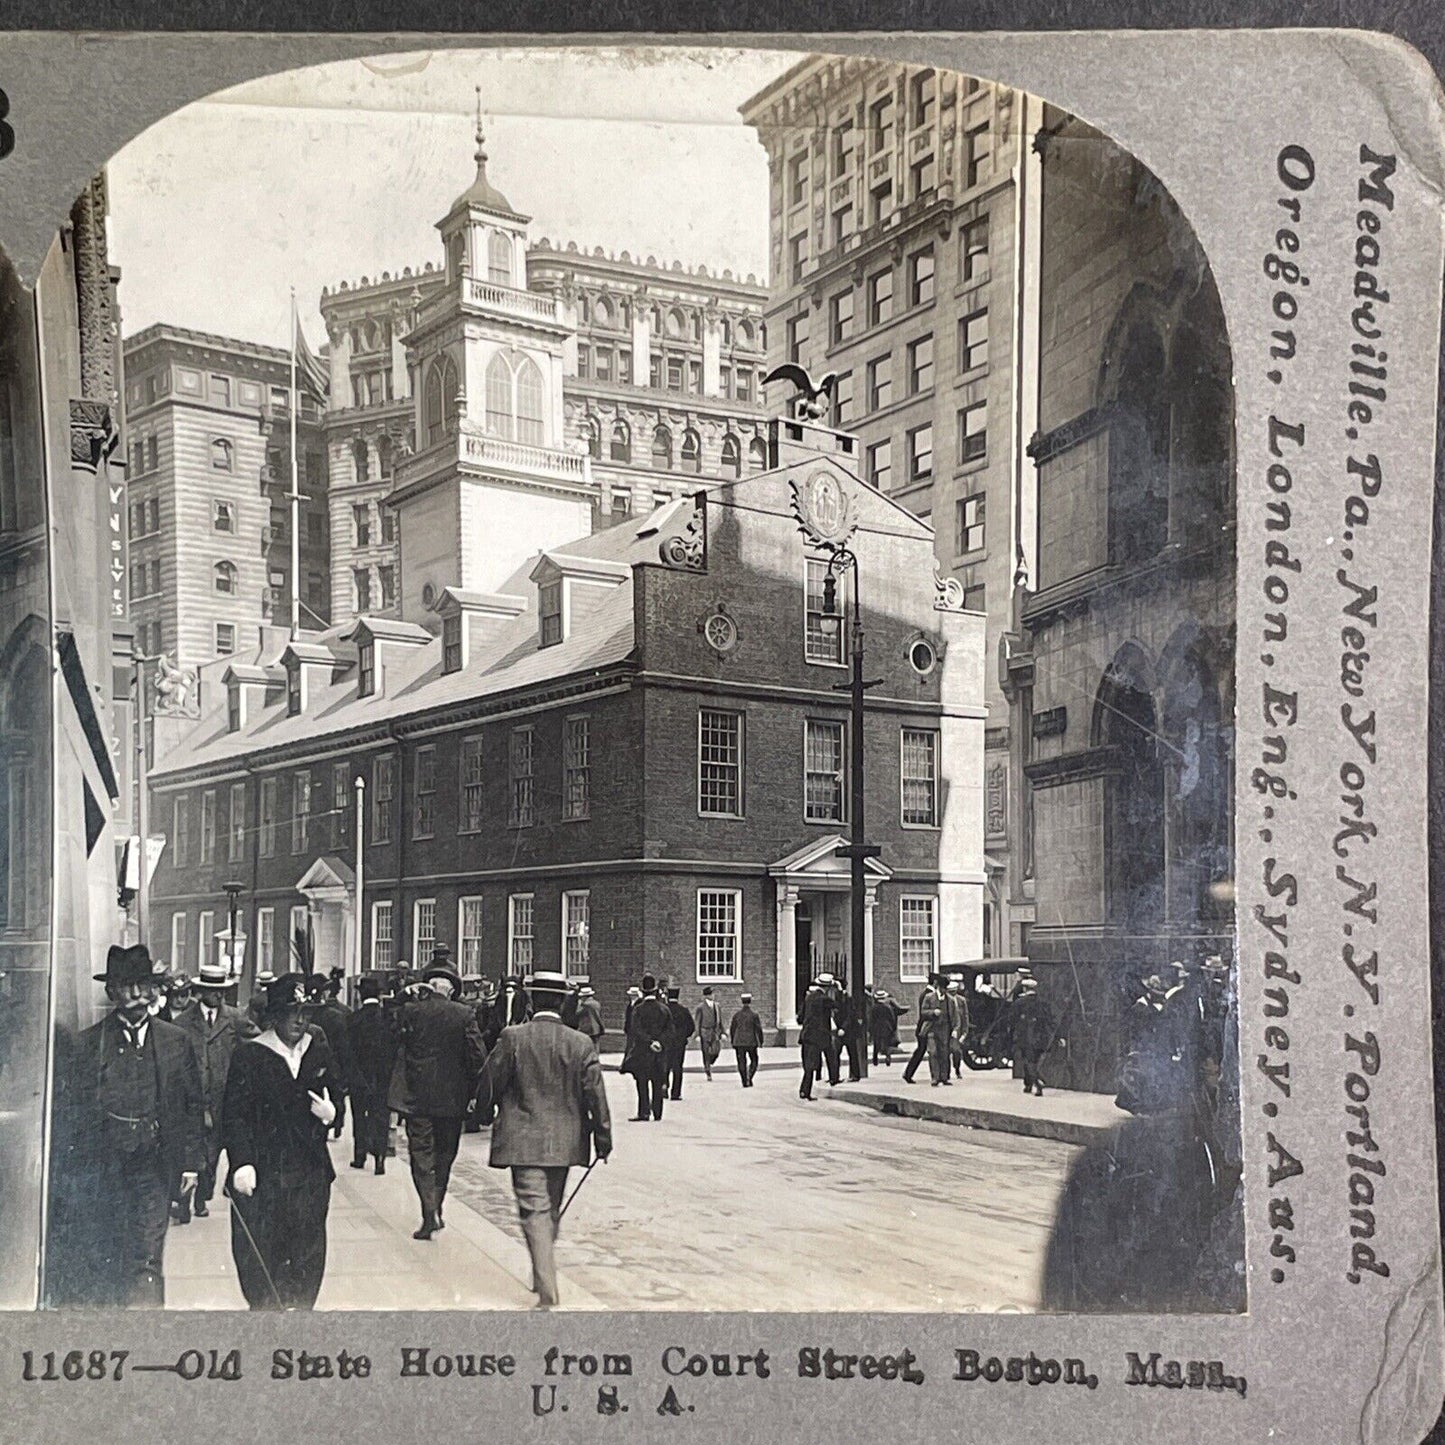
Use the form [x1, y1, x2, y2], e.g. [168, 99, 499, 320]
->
[1, 43, 1248, 1319]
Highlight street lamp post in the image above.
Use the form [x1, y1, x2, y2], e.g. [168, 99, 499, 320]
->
[222, 880, 243, 976]
[353, 774, 366, 981]
[819, 550, 882, 1081]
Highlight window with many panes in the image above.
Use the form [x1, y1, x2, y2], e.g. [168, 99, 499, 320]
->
[539, 581, 563, 647]
[199, 790, 216, 864]
[867, 438, 892, 491]
[959, 402, 987, 465]
[908, 423, 934, 482]
[372, 755, 394, 843]
[509, 894, 534, 973]
[459, 897, 485, 973]
[805, 719, 846, 822]
[805, 557, 847, 666]
[256, 907, 274, 976]
[332, 762, 349, 849]
[509, 727, 535, 827]
[901, 729, 939, 826]
[909, 247, 935, 306]
[959, 309, 989, 373]
[358, 641, 376, 698]
[228, 783, 246, 862]
[372, 901, 394, 968]
[867, 356, 892, 412]
[899, 896, 937, 980]
[698, 709, 744, 817]
[443, 615, 462, 673]
[696, 889, 742, 982]
[961, 215, 989, 284]
[965, 120, 992, 189]
[171, 913, 188, 972]
[259, 777, 276, 857]
[173, 794, 190, 866]
[956, 492, 986, 556]
[292, 772, 311, 853]
[414, 898, 436, 961]
[460, 736, 485, 833]
[868, 269, 893, 328]
[563, 716, 590, 821]
[908, 334, 934, 394]
[562, 890, 590, 977]
[413, 746, 436, 839]
[830, 289, 854, 345]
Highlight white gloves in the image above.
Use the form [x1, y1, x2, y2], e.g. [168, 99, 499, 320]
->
[232, 1165, 257, 1197]
[308, 1089, 336, 1126]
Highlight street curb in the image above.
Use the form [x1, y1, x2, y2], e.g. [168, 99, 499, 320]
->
[822, 1085, 1122, 1148]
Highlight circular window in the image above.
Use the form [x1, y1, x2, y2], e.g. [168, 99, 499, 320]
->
[703, 611, 738, 654]
[421, 582, 436, 610]
[908, 638, 938, 676]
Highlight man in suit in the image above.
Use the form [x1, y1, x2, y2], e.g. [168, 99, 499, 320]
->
[222, 973, 338, 1310]
[476, 971, 612, 1310]
[573, 986, 605, 1049]
[49, 944, 204, 1307]
[347, 974, 398, 1174]
[728, 992, 763, 1087]
[177, 958, 257, 1218]
[798, 974, 837, 1101]
[307, 973, 354, 1141]
[693, 986, 724, 1081]
[903, 974, 949, 1085]
[486, 974, 529, 1051]
[388, 956, 487, 1240]
[625, 974, 672, 1121]
[663, 986, 695, 1100]
[946, 977, 970, 1080]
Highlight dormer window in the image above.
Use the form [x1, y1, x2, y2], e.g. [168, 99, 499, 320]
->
[286, 666, 302, 716]
[539, 581, 563, 647]
[358, 641, 377, 698]
[443, 613, 463, 673]
[227, 687, 242, 734]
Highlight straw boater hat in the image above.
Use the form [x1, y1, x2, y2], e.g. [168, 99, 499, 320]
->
[740, 993, 753, 1003]
[193, 959, 234, 991]
[95, 942, 160, 986]
[814, 972, 835, 988]
[527, 970, 570, 1002]
[578, 985, 596, 998]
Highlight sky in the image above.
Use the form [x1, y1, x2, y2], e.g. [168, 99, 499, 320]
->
[108, 47, 800, 352]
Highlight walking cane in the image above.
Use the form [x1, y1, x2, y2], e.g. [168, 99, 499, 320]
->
[223, 1181, 285, 1310]
[557, 1158, 603, 1223]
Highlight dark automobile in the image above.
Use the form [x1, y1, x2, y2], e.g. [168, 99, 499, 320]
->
[938, 958, 1029, 1071]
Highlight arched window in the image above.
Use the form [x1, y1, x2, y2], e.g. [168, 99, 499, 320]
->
[652, 426, 673, 470]
[486, 350, 547, 446]
[585, 417, 602, 460]
[610, 420, 631, 463]
[213, 560, 238, 595]
[666, 308, 686, 339]
[1105, 316, 1170, 565]
[376, 435, 393, 478]
[210, 437, 233, 471]
[353, 438, 370, 483]
[721, 317, 732, 346]
[594, 295, 612, 328]
[681, 428, 702, 474]
[487, 231, 512, 286]
[424, 355, 459, 447]
[748, 437, 768, 471]
[721, 434, 742, 478]
[364, 321, 380, 351]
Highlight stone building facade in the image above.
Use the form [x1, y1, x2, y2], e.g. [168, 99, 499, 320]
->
[741, 57, 1032, 960]
[146, 418, 986, 1039]
[122, 325, 330, 668]
[1006, 111, 1235, 1090]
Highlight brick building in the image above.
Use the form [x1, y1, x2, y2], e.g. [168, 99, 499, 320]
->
[146, 415, 986, 1038]
[1005, 111, 1235, 1089]
[741, 58, 1035, 960]
[122, 325, 331, 668]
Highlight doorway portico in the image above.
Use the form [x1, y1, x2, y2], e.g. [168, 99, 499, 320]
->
[769, 834, 891, 1039]
[295, 855, 357, 978]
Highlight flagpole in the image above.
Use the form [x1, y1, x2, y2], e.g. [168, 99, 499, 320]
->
[289, 289, 301, 641]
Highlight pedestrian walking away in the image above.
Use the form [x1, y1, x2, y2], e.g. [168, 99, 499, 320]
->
[48, 943, 204, 1307]
[622, 975, 671, 1120]
[798, 974, 836, 1100]
[1011, 975, 1055, 1096]
[347, 974, 398, 1173]
[664, 986, 694, 1099]
[177, 958, 257, 1218]
[221, 973, 339, 1311]
[870, 988, 905, 1067]
[693, 986, 724, 1081]
[388, 953, 487, 1240]
[728, 993, 763, 1086]
[475, 971, 612, 1310]
[307, 973, 355, 1140]
[574, 985, 606, 1049]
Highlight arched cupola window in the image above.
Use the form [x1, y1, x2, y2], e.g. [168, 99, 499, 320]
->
[487, 231, 513, 286]
[424, 355, 460, 448]
[485, 350, 546, 446]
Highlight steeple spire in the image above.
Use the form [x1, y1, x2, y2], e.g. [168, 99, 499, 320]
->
[473, 85, 488, 172]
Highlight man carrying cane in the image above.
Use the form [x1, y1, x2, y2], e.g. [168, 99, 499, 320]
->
[475, 971, 612, 1310]
[221, 973, 338, 1311]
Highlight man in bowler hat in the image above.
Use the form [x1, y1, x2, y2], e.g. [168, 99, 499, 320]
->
[347, 974, 398, 1173]
[624, 974, 672, 1120]
[222, 973, 338, 1310]
[476, 971, 612, 1309]
[49, 944, 204, 1306]
[388, 952, 487, 1239]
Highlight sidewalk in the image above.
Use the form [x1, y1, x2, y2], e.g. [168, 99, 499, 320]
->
[597, 1044, 797, 1075]
[823, 1067, 1128, 1147]
[164, 1134, 603, 1310]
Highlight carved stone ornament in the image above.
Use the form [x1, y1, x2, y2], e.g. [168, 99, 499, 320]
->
[698, 603, 740, 655]
[152, 653, 201, 718]
[658, 494, 707, 571]
[934, 571, 967, 610]
[69, 399, 118, 473]
[791, 470, 856, 550]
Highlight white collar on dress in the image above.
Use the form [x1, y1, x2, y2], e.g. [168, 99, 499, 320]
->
[254, 1027, 312, 1079]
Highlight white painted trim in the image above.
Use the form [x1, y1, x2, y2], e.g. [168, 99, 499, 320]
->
[695, 886, 743, 984]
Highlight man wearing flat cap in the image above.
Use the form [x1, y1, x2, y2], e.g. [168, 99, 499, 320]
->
[388, 949, 487, 1239]
[476, 970, 612, 1309]
[48, 943, 204, 1306]
[222, 972, 339, 1310]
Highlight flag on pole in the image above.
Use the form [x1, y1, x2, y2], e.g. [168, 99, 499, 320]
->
[294, 314, 329, 400]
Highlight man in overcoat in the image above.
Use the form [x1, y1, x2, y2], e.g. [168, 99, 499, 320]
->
[347, 974, 398, 1173]
[798, 974, 837, 1101]
[476, 971, 612, 1309]
[221, 973, 338, 1310]
[574, 986, 605, 1049]
[903, 974, 950, 1085]
[663, 986, 695, 1100]
[178, 958, 257, 1217]
[625, 974, 672, 1121]
[693, 986, 724, 1081]
[307, 971, 354, 1140]
[728, 992, 764, 1087]
[388, 957, 487, 1239]
[49, 944, 204, 1306]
